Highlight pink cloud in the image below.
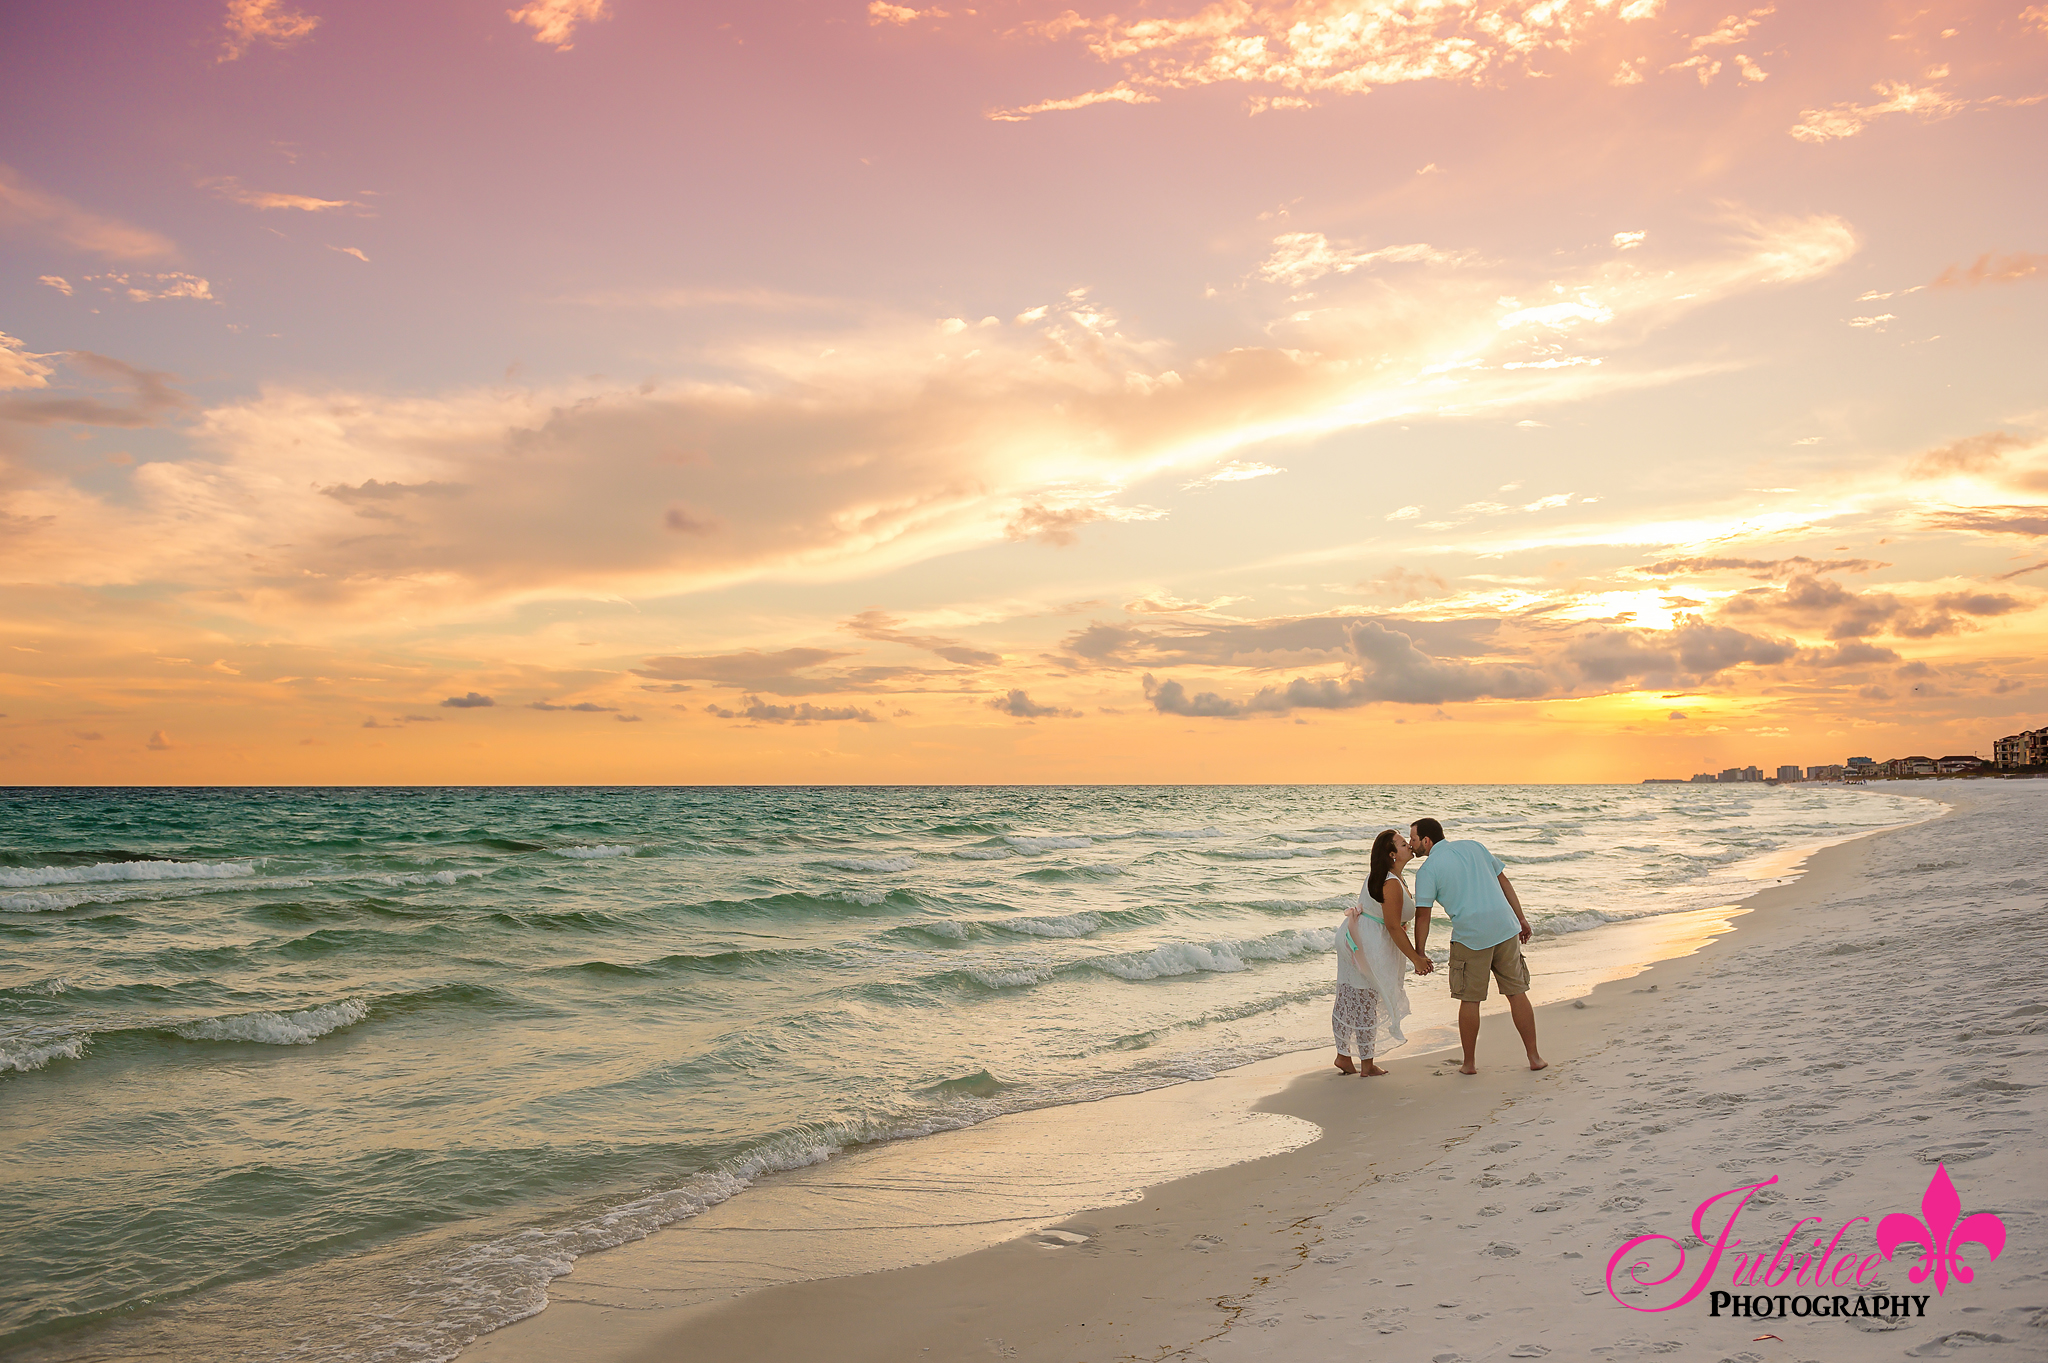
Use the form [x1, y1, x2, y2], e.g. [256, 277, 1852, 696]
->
[0, 166, 176, 262]
[219, 0, 320, 62]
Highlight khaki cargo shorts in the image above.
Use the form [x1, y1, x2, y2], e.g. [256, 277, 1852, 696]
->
[1448, 936, 1531, 1002]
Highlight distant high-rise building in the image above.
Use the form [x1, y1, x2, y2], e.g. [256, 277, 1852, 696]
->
[1807, 764, 1845, 781]
[1742, 765, 1763, 782]
[1689, 773, 1716, 783]
[1718, 767, 1741, 782]
[1776, 765, 1802, 782]
[1846, 756, 1875, 771]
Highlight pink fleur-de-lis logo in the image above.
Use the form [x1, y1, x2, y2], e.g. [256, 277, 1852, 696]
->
[1876, 1163, 2007, 1295]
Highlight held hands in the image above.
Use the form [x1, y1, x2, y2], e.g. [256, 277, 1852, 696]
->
[1411, 955, 1436, 975]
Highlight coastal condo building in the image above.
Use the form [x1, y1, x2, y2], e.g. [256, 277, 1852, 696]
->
[1994, 729, 2047, 768]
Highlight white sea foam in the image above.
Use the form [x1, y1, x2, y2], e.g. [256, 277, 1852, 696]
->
[0, 1028, 88, 1073]
[1004, 835, 1095, 852]
[1147, 827, 1226, 839]
[830, 888, 892, 907]
[419, 1108, 993, 1358]
[1218, 845, 1329, 859]
[1055, 863, 1126, 878]
[1001, 913, 1103, 938]
[966, 965, 1056, 988]
[1092, 928, 1336, 981]
[821, 855, 916, 872]
[376, 868, 494, 887]
[952, 847, 1016, 860]
[1248, 894, 1360, 912]
[15, 976, 74, 996]
[554, 845, 635, 859]
[0, 876, 311, 913]
[176, 999, 370, 1046]
[1531, 907, 1648, 938]
[0, 859, 255, 889]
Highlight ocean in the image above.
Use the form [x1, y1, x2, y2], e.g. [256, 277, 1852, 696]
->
[0, 783, 1933, 1361]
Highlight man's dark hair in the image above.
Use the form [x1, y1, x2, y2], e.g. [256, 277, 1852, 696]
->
[1412, 817, 1446, 845]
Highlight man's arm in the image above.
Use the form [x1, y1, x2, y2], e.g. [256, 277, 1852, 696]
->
[1412, 902, 1432, 957]
[1498, 872, 1532, 944]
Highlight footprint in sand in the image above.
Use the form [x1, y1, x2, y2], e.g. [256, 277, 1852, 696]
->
[1904, 1330, 2017, 1355]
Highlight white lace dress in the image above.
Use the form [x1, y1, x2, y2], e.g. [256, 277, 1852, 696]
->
[1332, 871, 1415, 1060]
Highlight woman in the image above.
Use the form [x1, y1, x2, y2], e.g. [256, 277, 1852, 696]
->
[1332, 829, 1435, 1075]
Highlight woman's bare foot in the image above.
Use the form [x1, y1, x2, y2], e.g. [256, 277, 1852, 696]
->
[1528, 1055, 1549, 1071]
[1361, 1060, 1389, 1077]
[1459, 1061, 1479, 1075]
[1334, 1053, 1357, 1075]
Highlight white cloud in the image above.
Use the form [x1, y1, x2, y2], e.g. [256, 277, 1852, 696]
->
[983, 0, 1676, 120]
[0, 333, 56, 392]
[1790, 83, 1968, 143]
[507, 0, 610, 51]
[988, 85, 1157, 122]
[1185, 460, 1285, 490]
[1255, 233, 1452, 288]
[1687, 5, 1774, 49]
[1612, 231, 1647, 250]
[37, 275, 71, 296]
[1498, 300, 1613, 329]
[81, 272, 215, 303]
[868, 1, 948, 23]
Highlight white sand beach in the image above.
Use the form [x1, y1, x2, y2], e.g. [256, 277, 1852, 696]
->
[468, 781, 2047, 1363]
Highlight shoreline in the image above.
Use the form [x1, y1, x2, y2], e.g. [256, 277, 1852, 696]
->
[462, 789, 1972, 1363]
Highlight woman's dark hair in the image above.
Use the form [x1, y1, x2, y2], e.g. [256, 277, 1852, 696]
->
[1366, 829, 1397, 904]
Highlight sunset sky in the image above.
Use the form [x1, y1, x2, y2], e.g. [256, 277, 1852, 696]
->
[1, 0, 2043, 784]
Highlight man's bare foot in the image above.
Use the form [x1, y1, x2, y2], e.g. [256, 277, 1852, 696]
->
[1459, 1062, 1479, 1075]
[1334, 1053, 1357, 1074]
[1361, 1061, 1389, 1077]
[1528, 1056, 1549, 1071]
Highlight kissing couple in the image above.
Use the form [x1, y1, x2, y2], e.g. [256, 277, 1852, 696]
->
[1332, 817, 1548, 1078]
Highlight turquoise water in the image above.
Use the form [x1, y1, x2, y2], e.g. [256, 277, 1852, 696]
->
[0, 784, 1930, 1361]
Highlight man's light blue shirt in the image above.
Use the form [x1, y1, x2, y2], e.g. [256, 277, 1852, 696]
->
[1413, 839, 1519, 950]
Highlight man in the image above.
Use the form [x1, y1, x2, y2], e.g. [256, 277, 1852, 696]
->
[1409, 817, 1547, 1076]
